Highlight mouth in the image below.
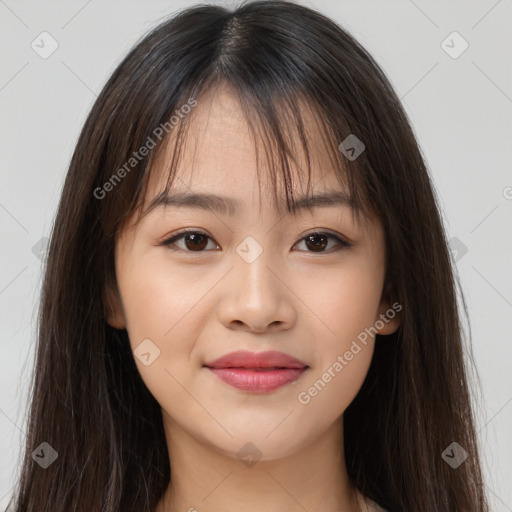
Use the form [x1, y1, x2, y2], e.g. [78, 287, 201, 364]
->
[204, 349, 308, 369]
[203, 365, 309, 393]
[203, 350, 309, 392]
[203, 365, 304, 370]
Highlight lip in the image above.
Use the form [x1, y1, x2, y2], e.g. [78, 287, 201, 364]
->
[204, 350, 308, 369]
[203, 350, 309, 393]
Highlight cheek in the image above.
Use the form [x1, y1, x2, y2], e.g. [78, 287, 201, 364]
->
[292, 260, 382, 415]
[296, 257, 384, 349]
[295, 343, 373, 436]
[116, 253, 215, 410]
[119, 253, 206, 342]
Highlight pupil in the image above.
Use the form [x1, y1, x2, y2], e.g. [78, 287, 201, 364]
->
[186, 234, 208, 251]
[306, 234, 327, 251]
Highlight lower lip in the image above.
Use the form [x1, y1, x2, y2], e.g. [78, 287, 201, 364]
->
[205, 367, 308, 392]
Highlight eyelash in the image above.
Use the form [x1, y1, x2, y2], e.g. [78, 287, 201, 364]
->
[160, 229, 354, 254]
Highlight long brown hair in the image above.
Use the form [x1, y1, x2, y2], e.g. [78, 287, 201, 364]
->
[7, 1, 488, 511]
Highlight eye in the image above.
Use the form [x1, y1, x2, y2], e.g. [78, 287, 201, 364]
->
[160, 229, 353, 253]
[161, 229, 219, 252]
[293, 230, 353, 253]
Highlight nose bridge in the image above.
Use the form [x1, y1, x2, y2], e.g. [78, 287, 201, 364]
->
[216, 231, 296, 332]
[234, 232, 278, 305]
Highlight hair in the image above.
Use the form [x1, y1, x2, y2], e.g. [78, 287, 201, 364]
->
[7, 1, 488, 511]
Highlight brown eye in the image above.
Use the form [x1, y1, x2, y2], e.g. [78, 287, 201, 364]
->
[182, 233, 209, 251]
[304, 233, 328, 252]
[161, 230, 218, 252]
[295, 231, 352, 253]
[161, 229, 352, 254]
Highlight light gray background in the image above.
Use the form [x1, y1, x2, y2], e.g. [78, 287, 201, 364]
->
[0, 0, 511, 509]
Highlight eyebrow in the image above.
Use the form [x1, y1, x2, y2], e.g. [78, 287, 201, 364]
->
[144, 190, 354, 217]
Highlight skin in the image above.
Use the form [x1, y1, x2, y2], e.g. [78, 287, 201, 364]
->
[106, 84, 400, 512]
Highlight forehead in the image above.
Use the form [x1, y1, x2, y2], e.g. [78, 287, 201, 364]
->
[144, 84, 349, 215]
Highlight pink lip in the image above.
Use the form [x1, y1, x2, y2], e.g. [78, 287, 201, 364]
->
[204, 350, 309, 393]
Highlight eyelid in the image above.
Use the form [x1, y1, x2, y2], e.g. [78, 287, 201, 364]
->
[161, 228, 219, 251]
[160, 228, 354, 253]
[296, 230, 354, 252]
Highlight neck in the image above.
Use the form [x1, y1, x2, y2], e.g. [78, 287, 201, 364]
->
[156, 414, 366, 512]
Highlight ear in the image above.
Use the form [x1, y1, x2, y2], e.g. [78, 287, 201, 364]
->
[375, 280, 401, 335]
[103, 279, 126, 330]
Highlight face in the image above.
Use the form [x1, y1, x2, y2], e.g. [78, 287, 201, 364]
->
[106, 85, 400, 462]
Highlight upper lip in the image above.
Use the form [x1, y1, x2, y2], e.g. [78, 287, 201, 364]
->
[204, 350, 308, 369]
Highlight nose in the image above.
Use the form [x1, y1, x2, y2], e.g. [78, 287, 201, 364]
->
[216, 249, 297, 334]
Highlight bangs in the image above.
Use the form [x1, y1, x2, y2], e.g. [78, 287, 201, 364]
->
[130, 76, 378, 235]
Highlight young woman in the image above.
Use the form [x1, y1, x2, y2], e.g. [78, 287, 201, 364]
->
[7, 1, 489, 511]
